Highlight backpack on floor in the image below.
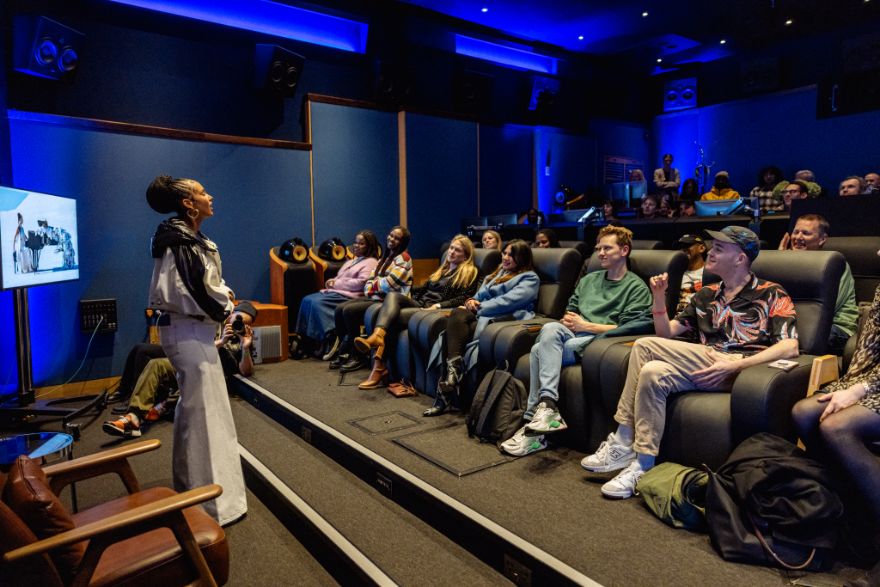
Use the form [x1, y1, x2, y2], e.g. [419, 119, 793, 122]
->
[636, 462, 709, 530]
[466, 367, 527, 445]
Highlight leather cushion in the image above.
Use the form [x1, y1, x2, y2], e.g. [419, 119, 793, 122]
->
[3, 455, 84, 581]
[73, 487, 229, 587]
[0, 499, 63, 586]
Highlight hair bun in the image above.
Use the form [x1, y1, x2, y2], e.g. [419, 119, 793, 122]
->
[146, 174, 180, 214]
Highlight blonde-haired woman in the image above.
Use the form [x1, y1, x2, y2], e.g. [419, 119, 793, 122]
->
[482, 230, 501, 250]
[355, 235, 481, 389]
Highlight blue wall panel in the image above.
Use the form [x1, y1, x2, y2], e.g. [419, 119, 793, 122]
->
[653, 86, 880, 196]
[535, 129, 598, 215]
[311, 102, 399, 248]
[8, 116, 310, 385]
[0, 290, 15, 395]
[479, 124, 533, 217]
[405, 113, 477, 258]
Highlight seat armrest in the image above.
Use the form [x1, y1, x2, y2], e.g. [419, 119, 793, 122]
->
[43, 439, 161, 496]
[729, 356, 815, 445]
[484, 318, 556, 370]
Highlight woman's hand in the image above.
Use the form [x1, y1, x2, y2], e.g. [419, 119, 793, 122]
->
[429, 303, 442, 310]
[325, 278, 335, 288]
[818, 384, 868, 421]
[464, 298, 481, 313]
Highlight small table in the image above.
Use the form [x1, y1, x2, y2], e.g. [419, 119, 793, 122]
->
[0, 431, 74, 466]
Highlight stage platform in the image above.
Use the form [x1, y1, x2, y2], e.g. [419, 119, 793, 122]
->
[228, 357, 865, 586]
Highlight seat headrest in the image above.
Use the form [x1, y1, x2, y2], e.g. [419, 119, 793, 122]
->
[751, 250, 845, 301]
[473, 248, 501, 275]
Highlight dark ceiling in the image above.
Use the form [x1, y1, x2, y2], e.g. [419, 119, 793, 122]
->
[397, 0, 879, 72]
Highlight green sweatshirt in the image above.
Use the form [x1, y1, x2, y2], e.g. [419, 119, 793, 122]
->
[835, 263, 859, 336]
[567, 270, 653, 326]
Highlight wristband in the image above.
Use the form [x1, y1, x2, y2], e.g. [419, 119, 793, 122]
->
[651, 309, 667, 316]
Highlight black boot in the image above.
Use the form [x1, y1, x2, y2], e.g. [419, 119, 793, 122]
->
[339, 350, 368, 373]
[438, 357, 463, 396]
[329, 339, 352, 370]
[423, 390, 448, 417]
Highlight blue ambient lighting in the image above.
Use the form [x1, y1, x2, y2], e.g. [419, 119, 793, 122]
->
[481, 7, 489, 13]
[106, 0, 369, 53]
[455, 35, 557, 75]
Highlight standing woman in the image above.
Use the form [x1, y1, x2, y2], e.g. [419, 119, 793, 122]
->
[354, 234, 481, 389]
[146, 174, 246, 526]
[425, 239, 539, 416]
[333, 226, 413, 372]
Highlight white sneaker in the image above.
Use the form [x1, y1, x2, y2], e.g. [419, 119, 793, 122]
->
[500, 426, 547, 457]
[524, 402, 568, 435]
[601, 462, 644, 499]
[580, 433, 636, 473]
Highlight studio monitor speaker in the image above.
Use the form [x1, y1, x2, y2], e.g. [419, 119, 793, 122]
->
[454, 70, 493, 113]
[13, 16, 85, 81]
[663, 78, 697, 112]
[254, 44, 305, 97]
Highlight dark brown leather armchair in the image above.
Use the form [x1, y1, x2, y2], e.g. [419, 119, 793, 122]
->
[1, 439, 228, 586]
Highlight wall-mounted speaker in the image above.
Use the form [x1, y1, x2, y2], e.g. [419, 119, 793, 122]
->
[663, 78, 697, 112]
[13, 16, 85, 81]
[454, 70, 493, 114]
[254, 44, 305, 97]
[817, 72, 880, 118]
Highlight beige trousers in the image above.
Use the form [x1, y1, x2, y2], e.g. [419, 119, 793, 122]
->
[613, 337, 741, 456]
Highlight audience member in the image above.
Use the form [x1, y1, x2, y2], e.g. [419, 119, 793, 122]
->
[779, 214, 858, 352]
[780, 179, 811, 211]
[534, 228, 560, 248]
[676, 200, 696, 217]
[791, 277, 880, 580]
[628, 169, 647, 203]
[795, 169, 816, 182]
[581, 226, 798, 499]
[481, 230, 501, 250]
[354, 235, 481, 390]
[333, 226, 413, 373]
[293, 230, 380, 360]
[518, 208, 546, 225]
[793, 170, 823, 198]
[680, 178, 701, 201]
[640, 194, 661, 219]
[602, 199, 618, 221]
[676, 235, 706, 313]
[103, 302, 258, 437]
[750, 166, 785, 213]
[501, 226, 652, 456]
[701, 171, 741, 201]
[424, 239, 539, 416]
[865, 172, 880, 194]
[840, 176, 866, 197]
[652, 154, 681, 200]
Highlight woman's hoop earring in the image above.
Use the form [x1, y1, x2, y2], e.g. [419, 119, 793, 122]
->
[187, 208, 199, 220]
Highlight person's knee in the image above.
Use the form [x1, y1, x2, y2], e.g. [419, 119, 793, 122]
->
[791, 398, 820, 430]
[637, 360, 675, 395]
[817, 412, 852, 444]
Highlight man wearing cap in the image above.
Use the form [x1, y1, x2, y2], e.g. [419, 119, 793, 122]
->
[581, 226, 798, 499]
[779, 214, 858, 353]
[103, 301, 258, 438]
[700, 171, 741, 201]
[676, 235, 707, 313]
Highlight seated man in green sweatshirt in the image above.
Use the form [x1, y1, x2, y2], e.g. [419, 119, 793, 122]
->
[502, 225, 653, 456]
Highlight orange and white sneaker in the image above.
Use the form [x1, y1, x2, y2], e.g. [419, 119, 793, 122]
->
[102, 413, 141, 438]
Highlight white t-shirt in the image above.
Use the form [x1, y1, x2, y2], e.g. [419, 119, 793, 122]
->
[677, 267, 704, 313]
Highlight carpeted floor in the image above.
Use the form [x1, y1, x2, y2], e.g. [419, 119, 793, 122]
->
[239, 357, 871, 587]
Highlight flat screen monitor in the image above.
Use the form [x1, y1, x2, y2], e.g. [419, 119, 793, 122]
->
[694, 198, 744, 217]
[0, 186, 79, 289]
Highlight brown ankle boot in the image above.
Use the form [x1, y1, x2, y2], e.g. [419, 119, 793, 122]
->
[354, 327, 387, 360]
[358, 357, 389, 390]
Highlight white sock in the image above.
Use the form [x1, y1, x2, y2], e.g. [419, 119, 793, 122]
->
[613, 424, 634, 446]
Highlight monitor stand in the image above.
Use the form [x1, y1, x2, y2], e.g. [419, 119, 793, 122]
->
[0, 288, 106, 439]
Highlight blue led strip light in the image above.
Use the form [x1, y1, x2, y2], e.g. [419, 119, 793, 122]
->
[107, 0, 368, 53]
[455, 34, 557, 75]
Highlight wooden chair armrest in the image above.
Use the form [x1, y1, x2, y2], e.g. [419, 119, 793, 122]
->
[43, 439, 161, 496]
[806, 354, 839, 397]
[3, 484, 222, 563]
[308, 250, 329, 271]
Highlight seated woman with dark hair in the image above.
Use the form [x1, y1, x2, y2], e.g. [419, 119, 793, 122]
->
[292, 230, 380, 359]
[354, 234, 482, 389]
[332, 226, 413, 373]
[533, 228, 560, 249]
[792, 278, 880, 575]
[425, 239, 539, 416]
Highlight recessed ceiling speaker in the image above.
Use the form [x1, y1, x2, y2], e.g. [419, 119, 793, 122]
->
[13, 16, 85, 81]
[254, 44, 305, 97]
[663, 77, 698, 112]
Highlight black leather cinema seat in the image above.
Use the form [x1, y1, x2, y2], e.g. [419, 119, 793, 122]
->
[269, 246, 318, 335]
[580, 250, 845, 468]
[509, 249, 688, 451]
[824, 236, 880, 303]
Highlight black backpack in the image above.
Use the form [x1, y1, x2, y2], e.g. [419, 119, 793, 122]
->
[466, 367, 527, 445]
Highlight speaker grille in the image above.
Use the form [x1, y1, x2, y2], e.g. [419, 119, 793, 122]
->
[253, 325, 283, 364]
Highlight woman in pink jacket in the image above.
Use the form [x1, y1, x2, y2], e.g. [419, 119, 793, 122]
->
[292, 230, 380, 358]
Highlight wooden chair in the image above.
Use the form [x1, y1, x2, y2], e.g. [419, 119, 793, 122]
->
[1, 439, 228, 586]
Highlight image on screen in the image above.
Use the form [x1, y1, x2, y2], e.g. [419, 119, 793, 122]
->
[0, 186, 79, 289]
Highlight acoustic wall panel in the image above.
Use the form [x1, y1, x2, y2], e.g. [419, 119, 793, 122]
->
[478, 124, 533, 218]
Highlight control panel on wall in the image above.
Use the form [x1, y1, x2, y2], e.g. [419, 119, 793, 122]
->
[79, 298, 118, 333]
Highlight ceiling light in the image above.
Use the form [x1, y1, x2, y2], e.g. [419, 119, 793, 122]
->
[578, 35, 584, 40]
[719, 39, 727, 44]
[481, 7, 488, 12]
[656, 58, 662, 63]
[642, 11, 649, 17]
[785, 19, 793, 26]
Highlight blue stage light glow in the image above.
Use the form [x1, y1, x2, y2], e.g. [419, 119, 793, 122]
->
[455, 35, 557, 75]
[107, 0, 368, 53]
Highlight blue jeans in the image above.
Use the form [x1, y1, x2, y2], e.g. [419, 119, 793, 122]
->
[526, 322, 594, 419]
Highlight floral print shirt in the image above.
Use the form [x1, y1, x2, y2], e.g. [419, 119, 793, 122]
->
[675, 273, 797, 355]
